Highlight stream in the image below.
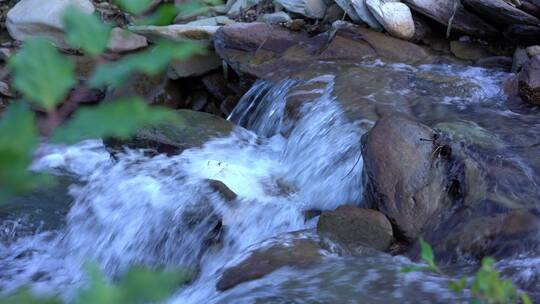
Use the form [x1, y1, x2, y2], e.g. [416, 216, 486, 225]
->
[1, 59, 539, 303]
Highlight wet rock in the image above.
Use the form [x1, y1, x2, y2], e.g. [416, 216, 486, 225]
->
[450, 41, 492, 61]
[202, 72, 231, 101]
[463, 0, 540, 26]
[317, 205, 393, 252]
[259, 11, 292, 25]
[518, 55, 540, 105]
[431, 210, 540, 260]
[275, 0, 326, 19]
[361, 115, 452, 241]
[526, 45, 540, 57]
[402, 0, 498, 38]
[503, 24, 540, 45]
[104, 110, 235, 155]
[217, 239, 324, 291]
[207, 179, 237, 201]
[129, 24, 219, 45]
[105, 73, 170, 105]
[512, 47, 529, 72]
[366, 0, 415, 40]
[475, 56, 513, 70]
[107, 28, 148, 53]
[6, 0, 95, 48]
[169, 53, 221, 79]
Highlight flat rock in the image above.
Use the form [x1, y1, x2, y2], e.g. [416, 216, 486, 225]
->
[402, 0, 498, 38]
[129, 24, 219, 45]
[450, 41, 492, 61]
[217, 238, 324, 291]
[463, 0, 540, 26]
[104, 109, 235, 155]
[317, 205, 393, 252]
[107, 28, 148, 53]
[6, 0, 95, 48]
[275, 0, 326, 19]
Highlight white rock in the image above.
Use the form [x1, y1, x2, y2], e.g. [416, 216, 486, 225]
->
[350, 0, 383, 30]
[274, 0, 327, 19]
[366, 0, 415, 40]
[6, 0, 95, 48]
[187, 16, 236, 26]
[107, 28, 148, 53]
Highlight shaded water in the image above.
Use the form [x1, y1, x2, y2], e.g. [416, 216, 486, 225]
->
[1, 60, 539, 303]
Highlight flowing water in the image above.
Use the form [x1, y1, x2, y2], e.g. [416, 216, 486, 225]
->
[1, 60, 539, 303]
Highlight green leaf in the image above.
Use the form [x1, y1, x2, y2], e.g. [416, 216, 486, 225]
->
[521, 293, 533, 304]
[0, 102, 46, 201]
[62, 6, 112, 56]
[52, 97, 177, 143]
[419, 238, 434, 264]
[448, 278, 467, 293]
[113, 0, 153, 14]
[0, 288, 61, 304]
[134, 4, 179, 26]
[8, 38, 75, 110]
[89, 41, 204, 88]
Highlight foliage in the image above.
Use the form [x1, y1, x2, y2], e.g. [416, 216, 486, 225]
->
[403, 238, 532, 304]
[52, 97, 177, 143]
[62, 6, 112, 56]
[0, 265, 191, 304]
[8, 38, 75, 111]
[113, 0, 154, 15]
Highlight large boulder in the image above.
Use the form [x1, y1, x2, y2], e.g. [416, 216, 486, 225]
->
[361, 115, 453, 241]
[504, 24, 540, 45]
[366, 0, 415, 40]
[463, 0, 540, 26]
[317, 205, 393, 252]
[402, 0, 498, 38]
[214, 22, 432, 80]
[217, 238, 324, 290]
[518, 55, 540, 105]
[104, 109, 235, 155]
[6, 0, 95, 48]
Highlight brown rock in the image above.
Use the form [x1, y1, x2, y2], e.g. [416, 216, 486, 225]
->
[361, 115, 452, 241]
[317, 205, 393, 251]
[463, 0, 540, 26]
[216, 239, 323, 291]
[450, 40, 492, 61]
[207, 179, 237, 201]
[107, 27, 148, 53]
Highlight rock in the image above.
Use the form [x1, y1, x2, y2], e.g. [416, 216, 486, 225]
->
[450, 41, 492, 61]
[226, 0, 260, 18]
[317, 205, 393, 252]
[334, 0, 364, 23]
[217, 239, 324, 291]
[129, 24, 219, 45]
[518, 55, 540, 105]
[475, 56, 513, 70]
[107, 28, 148, 53]
[187, 16, 236, 26]
[207, 179, 237, 201]
[402, 0, 498, 38]
[512, 47, 530, 72]
[258, 11, 292, 25]
[350, 0, 383, 30]
[202, 72, 231, 101]
[214, 22, 432, 80]
[104, 110, 235, 155]
[366, 0, 415, 40]
[286, 18, 306, 31]
[168, 53, 222, 79]
[274, 0, 326, 19]
[322, 4, 345, 25]
[463, 0, 540, 26]
[0, 48, 13, 62]
[6, 0, 94, 49]
[361, 115, 453, 240]
[503, 24, 540, 45]
[526, 45, 540, 57]
[411, 14, 432, 43]
[0, 81, 16, 98]
[520, 1, 540, 19]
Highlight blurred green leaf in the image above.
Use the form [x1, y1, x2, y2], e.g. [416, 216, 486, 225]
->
[113, 0, 153, 14]
[62, 6, 112, 56]
[89, 41, 204, 88]
[52, 97, 177, 143]
[0, 288, 61, 304]
[419, 238, 440, 273]
[521, 293, 533, 304]
[448, 278, 467, 293]
[8, 38, 75, 111]
[0, 102, 47, 201]
[134, 3, 179, 26]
